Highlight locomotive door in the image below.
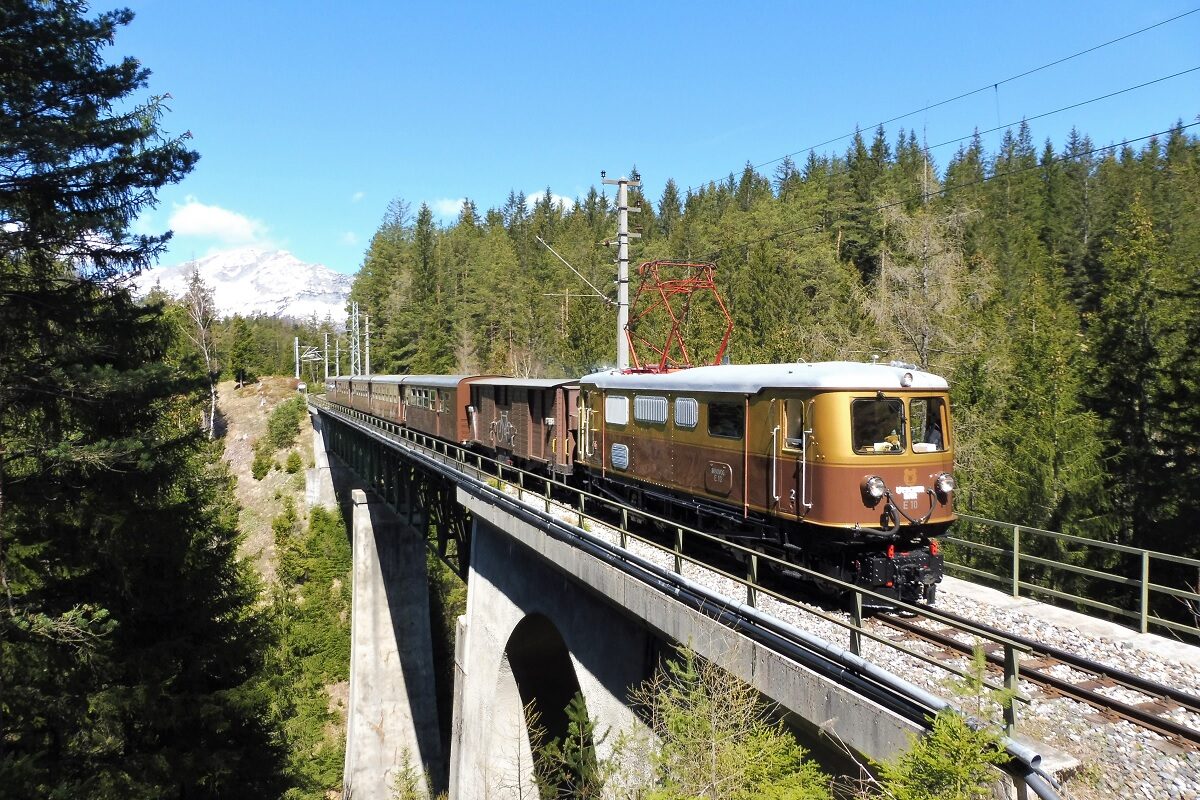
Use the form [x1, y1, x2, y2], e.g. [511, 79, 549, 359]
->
[778, 397, 810, 519]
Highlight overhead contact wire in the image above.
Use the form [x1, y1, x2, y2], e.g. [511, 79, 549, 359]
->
[685, 6, 1200, 193]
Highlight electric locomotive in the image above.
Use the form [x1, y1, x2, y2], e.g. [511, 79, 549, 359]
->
[576, 361, 950, 604]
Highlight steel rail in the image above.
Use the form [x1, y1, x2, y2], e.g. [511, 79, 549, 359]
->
[877, 613, 1200, 749]
[928, 608, 1200, 717]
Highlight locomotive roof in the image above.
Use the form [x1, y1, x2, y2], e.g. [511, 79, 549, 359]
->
[580, 361, 949, 393]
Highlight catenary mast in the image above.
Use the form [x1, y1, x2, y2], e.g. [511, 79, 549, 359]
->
[602, 171, 641, 371]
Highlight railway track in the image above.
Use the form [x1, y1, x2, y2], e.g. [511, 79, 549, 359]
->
[875, 609, 1200, 749]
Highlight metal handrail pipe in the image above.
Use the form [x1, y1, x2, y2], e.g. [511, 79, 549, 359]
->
[1017, 554, 1141, 585]
[957, 514, 1200, 567]
[943, 537, 1009, 556]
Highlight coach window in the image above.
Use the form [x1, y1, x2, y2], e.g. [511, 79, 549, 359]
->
[909, 397, 946, 452]
[851, 397, 905, 453]
[783, 399, 805, 449]
[708, 401, 744, 439]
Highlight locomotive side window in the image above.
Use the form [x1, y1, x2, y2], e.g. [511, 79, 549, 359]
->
[708, 401, 744, 439]
[909, 397, 946, 452]
[605, 395, 629, 425]
[783, 399, 805, 448]
[851, 398, 905, 453]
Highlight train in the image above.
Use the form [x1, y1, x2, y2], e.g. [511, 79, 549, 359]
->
[327, 360, 952, 604]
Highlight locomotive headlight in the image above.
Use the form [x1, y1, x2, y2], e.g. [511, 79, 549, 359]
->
[901, 371, 914, 387]
[935, 472, 956, 495]
[863, 475, 887, 500]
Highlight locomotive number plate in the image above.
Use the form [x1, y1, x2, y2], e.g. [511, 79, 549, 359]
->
[705, 461, 733, 496]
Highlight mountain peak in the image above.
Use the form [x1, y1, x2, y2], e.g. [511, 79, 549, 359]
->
[136, 249, 352, 323]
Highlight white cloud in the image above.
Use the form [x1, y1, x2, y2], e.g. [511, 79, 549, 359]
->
[431, 198, 466, 218]
[525, 192, 575, 212]
[351, 191, 365, 203]
[340, 231, 359, 246]
[168, 196, 268, 244]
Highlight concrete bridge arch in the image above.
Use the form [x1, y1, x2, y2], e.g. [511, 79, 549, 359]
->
[452, 519, 655, 799]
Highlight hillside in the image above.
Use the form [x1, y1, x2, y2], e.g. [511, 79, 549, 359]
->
[219, 377, 314, 581]
[218, 377, 350, 798]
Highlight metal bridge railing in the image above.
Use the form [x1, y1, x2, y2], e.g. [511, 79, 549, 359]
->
[310, 396, 1033, 734]
[945, 514, 1200, 640]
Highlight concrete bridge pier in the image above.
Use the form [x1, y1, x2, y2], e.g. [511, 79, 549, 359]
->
[343, 488, 444, 798]
[450, 516, 655, 799]
[305, 411, 339, 509]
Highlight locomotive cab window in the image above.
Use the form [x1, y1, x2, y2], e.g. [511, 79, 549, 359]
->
[852, 397, 905, 453]
[909, 397, 946, 452]
[708, 401, 744, 439]
[783, 399, 805, 449]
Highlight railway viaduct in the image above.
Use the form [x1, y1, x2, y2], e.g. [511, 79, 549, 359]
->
[307, 400, 1048, 799]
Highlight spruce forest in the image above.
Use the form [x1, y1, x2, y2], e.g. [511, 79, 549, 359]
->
[350, 121, 1200, 567]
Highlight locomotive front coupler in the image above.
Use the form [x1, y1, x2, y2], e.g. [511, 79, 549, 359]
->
[850, 522, 904, 542]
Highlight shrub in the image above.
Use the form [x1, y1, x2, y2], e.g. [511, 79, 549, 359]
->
[267, 396, 306, 451]
[877, 710, 1007, 800]
[285, 451, 302, 474]
[251, 443, 272, 481]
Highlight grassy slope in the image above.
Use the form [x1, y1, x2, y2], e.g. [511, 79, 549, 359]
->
[218, 377, 350, 799]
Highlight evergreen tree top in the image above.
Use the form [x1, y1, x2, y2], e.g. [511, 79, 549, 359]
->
[0, 0, 198, 280]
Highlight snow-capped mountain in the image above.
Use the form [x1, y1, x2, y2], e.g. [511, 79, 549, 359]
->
[135, 248, 352, 323]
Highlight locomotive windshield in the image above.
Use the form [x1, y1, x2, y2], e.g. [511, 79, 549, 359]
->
[851, 397, 905, 453]
[909, 397, 947, 452]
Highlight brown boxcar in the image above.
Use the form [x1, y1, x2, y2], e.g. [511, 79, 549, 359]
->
[329, 376, 351, 407]
[366, 376, 405, 424]
[348, 376, 371, 414]
[468, 378, 579, 474]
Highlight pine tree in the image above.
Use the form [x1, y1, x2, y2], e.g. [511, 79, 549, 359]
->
[228, 315, 257, 385]
[658, 178, 683, 240]
[1, 3, 286, 795]
[1089, 194, 1177, 550]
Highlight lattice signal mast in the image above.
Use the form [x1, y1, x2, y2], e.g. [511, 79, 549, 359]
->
[625, 260, 734, 373]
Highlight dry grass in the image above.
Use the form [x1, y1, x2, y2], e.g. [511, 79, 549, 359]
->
[218, 377, 314, 585]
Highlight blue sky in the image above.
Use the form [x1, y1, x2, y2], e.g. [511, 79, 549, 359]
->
[119, 1, 1200, 275]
